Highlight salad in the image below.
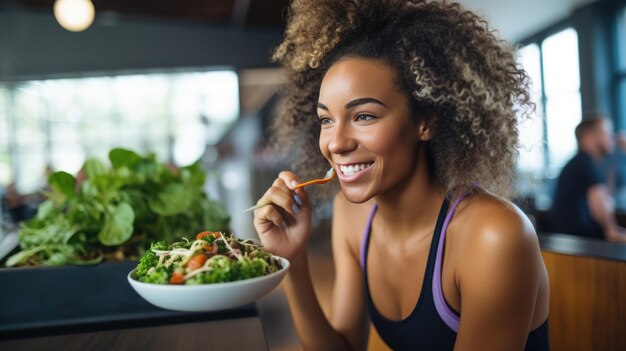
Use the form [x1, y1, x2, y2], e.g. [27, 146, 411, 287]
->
[135, 231, 282, 285]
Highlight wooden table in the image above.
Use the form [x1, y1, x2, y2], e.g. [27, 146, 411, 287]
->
[0, 261, 269, 350]
[0, 317, 268, 350]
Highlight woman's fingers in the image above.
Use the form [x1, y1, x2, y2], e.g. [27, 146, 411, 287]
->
[278, 171, 301, 189]
[255, 203, 286, 230]
[278, 171, 310, 209]
[253, 171, 311, 234]
[260, 177, 301, 216]
[252, 171, 314, 260]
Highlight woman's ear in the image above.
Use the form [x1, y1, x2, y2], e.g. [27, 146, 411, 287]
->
[417, 120, 433, 141]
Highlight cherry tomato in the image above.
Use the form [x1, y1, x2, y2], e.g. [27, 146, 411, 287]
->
[196, 231, 222, 240]
[196, 231, 213, 240]
[170, 271, 185, 284]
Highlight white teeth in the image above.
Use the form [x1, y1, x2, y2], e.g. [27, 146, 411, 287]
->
[340, 163, 372, 176]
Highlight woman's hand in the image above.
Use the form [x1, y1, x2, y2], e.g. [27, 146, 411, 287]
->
[253, 171, 312, 261]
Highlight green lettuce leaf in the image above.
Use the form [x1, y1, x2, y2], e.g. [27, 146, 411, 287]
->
[98, 203, 135, 246]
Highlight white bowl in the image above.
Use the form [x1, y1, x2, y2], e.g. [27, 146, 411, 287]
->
[127, 256, 290, 312]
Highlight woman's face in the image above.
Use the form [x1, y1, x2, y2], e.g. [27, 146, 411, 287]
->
[317, 57, 425, 203]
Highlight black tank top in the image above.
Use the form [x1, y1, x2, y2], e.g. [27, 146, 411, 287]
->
[361, 197, 550, 350]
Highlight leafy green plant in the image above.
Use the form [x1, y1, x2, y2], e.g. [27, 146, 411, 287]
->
[6, 148, 230, 267]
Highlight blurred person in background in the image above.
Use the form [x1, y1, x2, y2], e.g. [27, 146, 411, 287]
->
[549, 114, 626, 243]
[599, 130, 626, 210]
[252, 0, 549, 350]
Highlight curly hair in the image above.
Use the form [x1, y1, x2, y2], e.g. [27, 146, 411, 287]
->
[270, 0, 533, 200]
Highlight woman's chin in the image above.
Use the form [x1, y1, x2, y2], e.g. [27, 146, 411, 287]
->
[341, 187, 374, 204]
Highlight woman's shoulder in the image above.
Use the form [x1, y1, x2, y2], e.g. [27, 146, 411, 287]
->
[448, 191, 547, 325]
[450, 190, 539, 257]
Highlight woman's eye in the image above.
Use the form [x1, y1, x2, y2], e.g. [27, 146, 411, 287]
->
[355, 114, 376, 122]
[319, 116, 332, 125]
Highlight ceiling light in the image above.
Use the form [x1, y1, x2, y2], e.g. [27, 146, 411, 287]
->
[53, 0, 95, 32]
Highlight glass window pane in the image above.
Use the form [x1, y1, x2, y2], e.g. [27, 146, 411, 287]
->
[542, 28, 580, 96]
[545, 92, 582, 176]
[50, 145, 84, 175]
[14, 150, 46, 194]
[541, 28, 582, 175]
[517, 44, 545, 175]
[14, 84, 46, 149]
[108, 76, 152, 153]
[170, 71, 239, 165]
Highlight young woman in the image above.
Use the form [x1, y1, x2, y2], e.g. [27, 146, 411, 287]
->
[253, 1, 550, 350]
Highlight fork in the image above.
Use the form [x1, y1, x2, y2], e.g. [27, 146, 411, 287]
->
[242, 167, 335, 213]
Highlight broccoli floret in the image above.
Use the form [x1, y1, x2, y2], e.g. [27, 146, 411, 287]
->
[150, 241, 169, 251]
[172, 238, 191, 249]
[216, 240, 227, 254]
[140, 265, 169, 284]
[136, 250, 158, 278]
[184, 256, 266, 285]
[185, 256, 231, 284]
[232, 257, 266, 280]
[185, 269, 229, 284]
[201, 234, 216, 244]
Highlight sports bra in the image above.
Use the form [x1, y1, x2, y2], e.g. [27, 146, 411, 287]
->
[361, 195, 549, 350]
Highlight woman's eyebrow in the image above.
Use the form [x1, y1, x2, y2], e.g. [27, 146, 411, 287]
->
[317, 102, 329, 111]
[317, 98, 387, 111]
[345, 97, 387, 109]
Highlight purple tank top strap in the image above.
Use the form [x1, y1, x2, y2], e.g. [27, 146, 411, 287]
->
[432, 193, 468, 332]
[360, 203, 378, 270]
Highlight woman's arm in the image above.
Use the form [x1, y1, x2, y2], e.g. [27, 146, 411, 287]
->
[587, 184, 626, 243]
[283, 193, 369, 350]
[453, 200, 545, 351]
[258, 172, 368, 350]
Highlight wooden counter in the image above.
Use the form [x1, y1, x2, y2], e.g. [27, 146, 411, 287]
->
[539, 233, 626, 351]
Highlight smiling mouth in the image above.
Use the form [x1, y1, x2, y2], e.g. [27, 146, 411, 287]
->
[339, 162, 374, 176]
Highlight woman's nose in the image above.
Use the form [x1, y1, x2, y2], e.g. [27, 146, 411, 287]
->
[328, 124, 358, 154]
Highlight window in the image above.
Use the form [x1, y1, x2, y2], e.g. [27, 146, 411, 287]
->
[517, 44, 544, 176]
[169, 71, 240, 165]
[13, 85, 47, 193]
[0, 69, 240, 194]
[542, 28, 582, 177]
[517, 28, 582, 178]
